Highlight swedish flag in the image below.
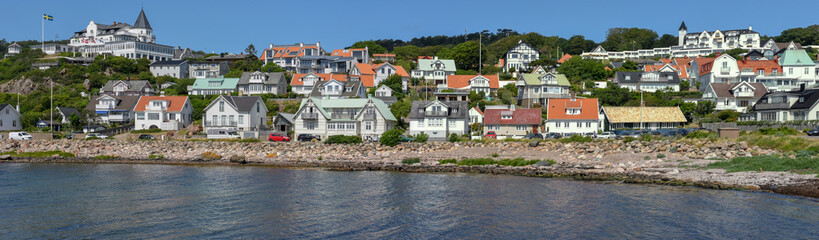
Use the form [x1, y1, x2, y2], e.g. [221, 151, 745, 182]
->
[43, 14, 53, 21]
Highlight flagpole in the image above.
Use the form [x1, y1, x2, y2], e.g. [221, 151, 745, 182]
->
[51, 79, 53, 133]
[42, 14, 44, 51]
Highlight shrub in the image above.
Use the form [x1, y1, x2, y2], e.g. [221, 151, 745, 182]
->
[623, 136, 636, 143]
[326, 135, 363, 144]
[489, 153, 500, 158]
[639, 134, 652, 142]
[559, 135, 592, 143]
[448, 133, 462, 142]
[148, 154, 164, 159]
[757, 126, 798, 136]
[131, 128, 162, 133]
[239, 138, 260, 143]
[656, 153, 666, 159]
[644, 156, 651, 160]
[457, 158, 496, 165]
[454, 157, 547, 166]
[707, 155, 819, 175]
[380, 129, 404, 146]
[401, 157, 421, 164]
[413, 133, 429, 143]
[439, 159, 457, 164]
[685, 130, 717, 139]
[318, 156, 322, 161]
[495, 158, 541, 166]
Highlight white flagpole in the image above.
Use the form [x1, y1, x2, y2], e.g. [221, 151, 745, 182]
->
[42, 14, 44, 51]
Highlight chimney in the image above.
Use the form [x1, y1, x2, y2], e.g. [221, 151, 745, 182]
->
[800, 83, 806, 92]
[269, 43, 274, 49]
[509, 104, 515, 111]
[160, 91, 165, 97]
[749, 26, 753, 31]
[300, 42, 304, 48]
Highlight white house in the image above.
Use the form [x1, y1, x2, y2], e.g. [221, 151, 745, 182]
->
[545, 98, 599, 135]
[351, 62, 410, 90]
[614, 71, 681, 92]
[779, 49, 817, 87]
[503, 40, 539, 73]
[149, 60, 188, 79]
[469, 107, 484, 125]
[516, 73, 572, 107]
[293, 97, 396, 140]
[260, 42, 325, 72]
[188, 78, 239, 96]
[408, 101, 470, 140]
[411, 57, 457, 82]
[5, 42, 22, 58]
[100, 80, 154, 96]
[68, 9, 174, 61]
[237, 71, 287, 95]
[290, 73, 348, 96]
[85, 94, 140, 124]
[308, 80, 365, 99]
[744, 86, 819, 122]
[0, 104, 22, 131]
[133, 95, 193, 130]
[703, 82, 768, 113]
[189, 61, 229, 79]
[695, 54, 740, 92]
[203, 95, 268, 139]
[443, 74, 500, 96]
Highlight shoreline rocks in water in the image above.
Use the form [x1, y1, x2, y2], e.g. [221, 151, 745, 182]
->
[0, 139, 816, 198]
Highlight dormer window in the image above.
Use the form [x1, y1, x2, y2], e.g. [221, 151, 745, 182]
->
[799, 97, 806, 103]
[501, 115, 512, 119]
[625, 76, 631, 80]
[219, 101, 224, 112]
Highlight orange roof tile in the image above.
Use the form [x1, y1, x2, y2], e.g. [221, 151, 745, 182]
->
[355, 63, 376, 75]
[446, 75, 500, 89]
[331, 48, 365, 57]
[659, 58, 673, 63]
[356, 75, 375, 87]
[547, 98, 599, 120]
[394, 65, 409, 77]
[373, 53, 395, 57]
[737, 59, 781, 75]
[674, 58, 694, 67]
[557, 53, 573, 64]
[133, 96, 189, 112]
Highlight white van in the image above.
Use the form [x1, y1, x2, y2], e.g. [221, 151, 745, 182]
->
[9, 132, 33, 140]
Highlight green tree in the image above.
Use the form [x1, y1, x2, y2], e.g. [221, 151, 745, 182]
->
[260, 62, 285, 72]
[68, 113, 83, 130]
[565, 35, 595, 55]
[680, 80, 691, 90]
[602, 28, 659, 52]
[244, 44, 257, 57]
[655, 34, 678, 48]
[724, 48, 747, 59]
[557, 57, 609, 82]
[775, 25, 819, 46]
[448, 41, 486, 71]
[380, 128, 404, 146]
[349, 41, 387, 56]
[393, 45, 421, 61]
[622, 60, 638, 70]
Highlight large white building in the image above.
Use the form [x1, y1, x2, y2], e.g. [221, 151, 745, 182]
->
[293, 97, 396, 140]
[203, 95, 268, 138]
[545, 98, 600, 135]
[133, 95, 193, 130]
[503, 40, 540, 73]
[68, 9, 174, 61]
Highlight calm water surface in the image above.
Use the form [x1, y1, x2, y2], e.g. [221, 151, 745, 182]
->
[0, 163, 817, 239]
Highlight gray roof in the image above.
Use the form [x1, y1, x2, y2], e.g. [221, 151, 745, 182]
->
[100, 80, 152, 92]
[408, 101, 469, 119]
[276, 112, 295, 124]
[609, 62, 624, 68]
[0, 104, 15, 113]
[134, 9, 152, 29]
[238, 72, 286, 85]
[85, 95, 140, 112]
[174, 48, 203, 60]
[57, 107, 80, 118]
[615, 71, 681, 84]
[218, 95, 264, 112]
[374, 96, 397, 105]
[416, 59, 457, 71]
[150, 60, 187, 66]
[309, 80, 363, 98]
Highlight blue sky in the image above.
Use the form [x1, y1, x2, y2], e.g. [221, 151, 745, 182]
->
[2, 0, 819, 53]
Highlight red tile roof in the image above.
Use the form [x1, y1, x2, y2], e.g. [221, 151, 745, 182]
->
[659, 58, 673, 64]
[355, 75, 375, 87]
[644, 64, 689, 79]
[472, 107, 484, 116]
[674, 58, 694, 67]
[694, 57, 716, 76]
[557, 53, 572, 64]
[418, 56, 434, 60]
[484, 108, 542, 125]
[133, 96, 189, 112]
[373, 53, 395, 57]
[394, 65, 409, 77]
[547, 98, 599, 120]
[446, 75, 500, 89]
[290, 73, 348, 86]
[331, 48, 366, 57]
[737, 59, 781, 75]
[355, 63, 376, 75]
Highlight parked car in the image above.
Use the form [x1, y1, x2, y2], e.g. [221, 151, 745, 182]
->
[808, 127, 819, 136]
[268, 133, 291, 142]
[297, 134, 321, 142]
[8, 132, 33, 140]
[485, 131, 497, 139]
[399, 135, 414, 142]
[523, 133, 544, 140]
[85, 133, 108, 139]
[544, 132, 562, 139]
[138, 134, 156, 140]
[597, 132, 615, 139]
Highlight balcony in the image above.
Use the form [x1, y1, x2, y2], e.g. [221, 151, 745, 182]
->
[734, 91, 754, 98]
[204, 121, 238, 127]
[302, 112, 319, 119]
[720, 67, 731, 74]
[364, 113, 377, 120]
[425, 111, 449, 117]
[754, 102, 790, 110]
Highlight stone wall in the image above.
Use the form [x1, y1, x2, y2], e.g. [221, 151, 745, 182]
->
[702, 122, 819, 132]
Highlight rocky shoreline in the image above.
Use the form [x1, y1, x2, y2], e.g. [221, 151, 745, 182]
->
[1, 139, 818, 198]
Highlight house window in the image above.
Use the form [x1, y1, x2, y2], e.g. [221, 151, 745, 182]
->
[239, 115, 244, 124]
[806, 68, 810, 75]
[586, 122, 591, 128]
[576, 122, 581, 128]
[257, 103, 261, 112]
[418, 119, 425, 127]
[168, 113, 176, 120]
[365, 121, 372, 131]
[137, 113, 145, 120]
[148, 113, 160, 120]
[221, 115, 227, 125]
[229, 115, 235, 125]
[789, 68, 793, 74]
[0, 120, 3, 126]
[564, 122, 569, 127]
[12, 120, 16, 127]
[212, 115, 218, 125]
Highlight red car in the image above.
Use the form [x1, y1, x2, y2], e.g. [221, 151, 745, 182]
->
[268, 133, 291, 142]
[485, 131, 497, 139]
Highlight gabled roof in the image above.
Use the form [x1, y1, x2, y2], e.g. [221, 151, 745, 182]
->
[557, 53, 572, 64]
[408, 101, 469, 119]
[85, 95, 140, 112]
[483, 107, 541, 125]
[779, 49, 814, 66]
[644, 63, 689, 79]
[290, 73, 348, 86]
[679, 21, 687, 31]
[0, 104, 20, 116]
[520, 73, 570, 86]
[149, 60, 187, 66]
[416, 59, 457, 71]
[191, 78, 239, 90]
[673, 58, 694, 67]
[309, 80, 363, 98]
[133, 9, 152, 29]
[238, 71, 286, 85]
[547, 98, 599, 120]
[331, 48, 366, 57]
[737, 59, 781, 74]
[709, 82, 767, 99]
[446, 74, 500, 89]
[298, 97, 396, 121]
[471, 107, 484, 116]
[355, 63, 377, 75]
[101, 80, 152, 92]
[602, 106, 686, 123]
[56, 107, 80, 118]
[208, 95, 264, 113]
[134, 96, 189, 112]
[276, 112, 296, 125]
